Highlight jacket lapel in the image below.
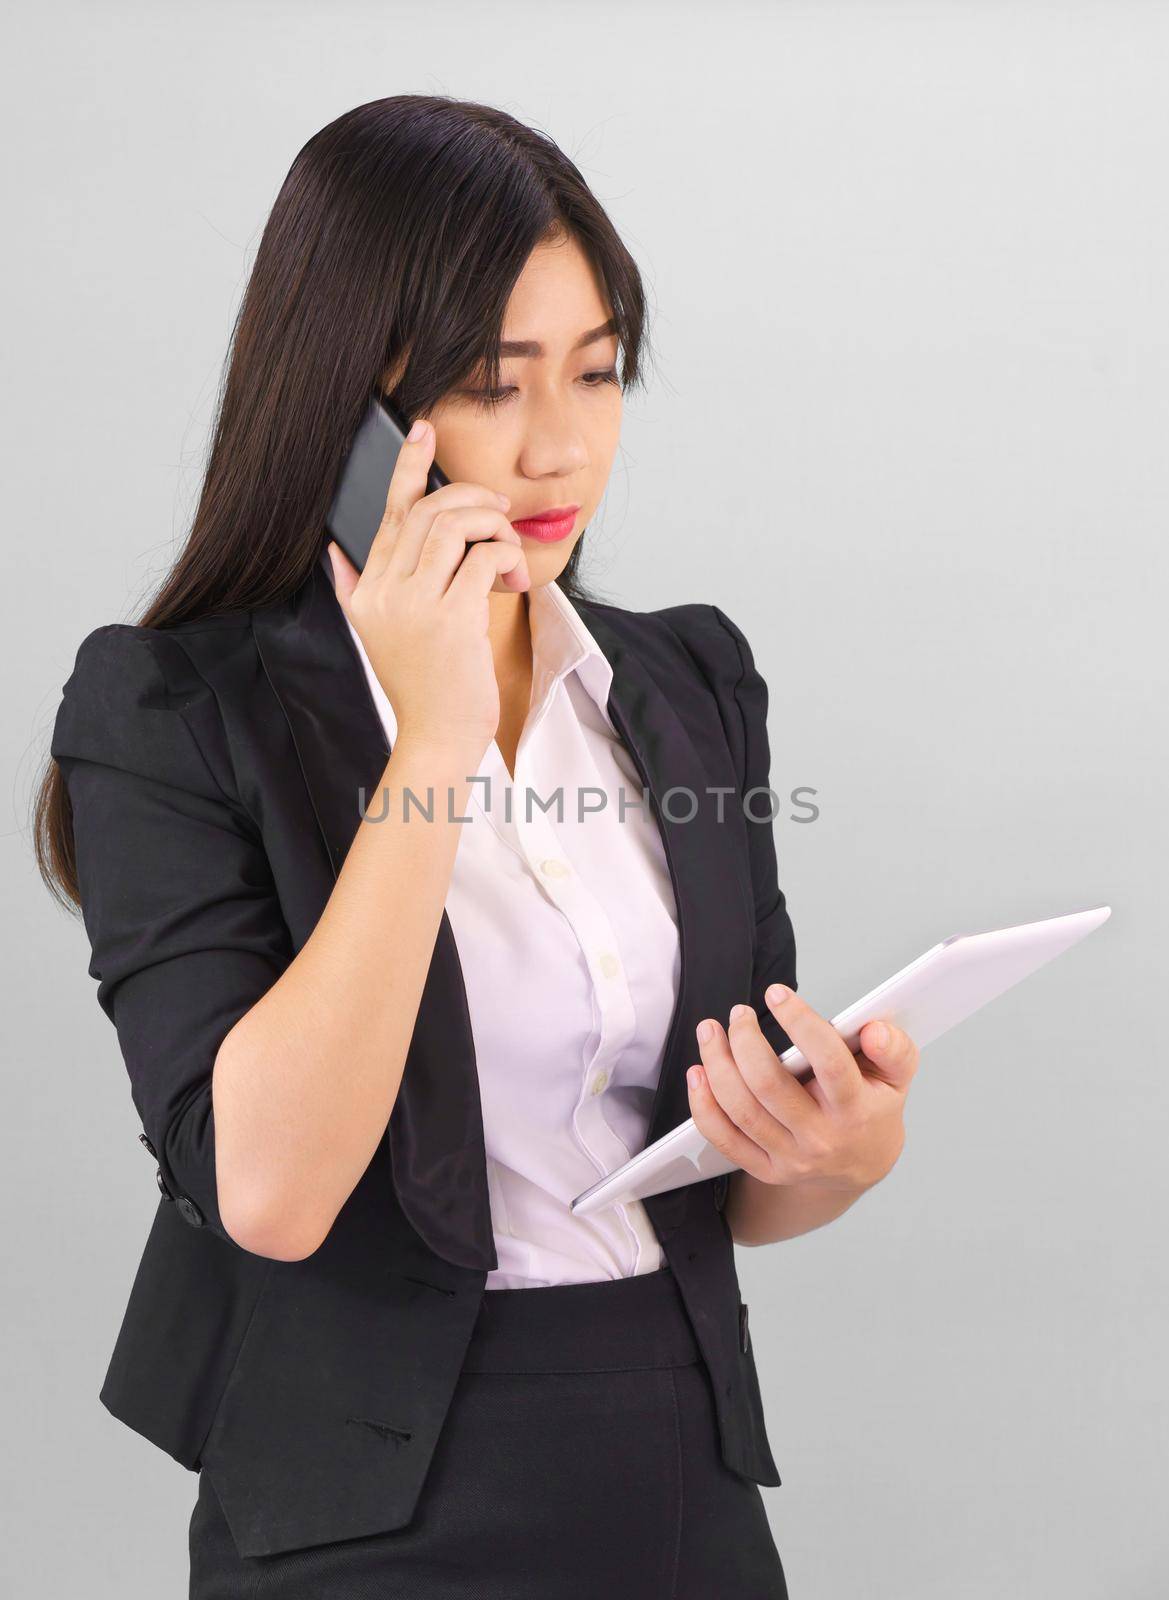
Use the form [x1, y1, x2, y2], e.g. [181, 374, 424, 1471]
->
[251, 559, 753, 1266]
[568, 600, 754, 1158]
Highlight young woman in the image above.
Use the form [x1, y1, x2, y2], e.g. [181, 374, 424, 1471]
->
[35, 94, 917, 1599]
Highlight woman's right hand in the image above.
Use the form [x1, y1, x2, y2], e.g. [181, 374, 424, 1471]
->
[326, 418, 530, 762]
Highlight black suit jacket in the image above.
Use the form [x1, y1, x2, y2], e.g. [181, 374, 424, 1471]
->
[51, 554, 798, 1559]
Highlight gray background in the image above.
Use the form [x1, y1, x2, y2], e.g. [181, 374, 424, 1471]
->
[6, 2, 1165, 1595]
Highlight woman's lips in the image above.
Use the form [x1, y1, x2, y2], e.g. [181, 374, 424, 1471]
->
[510, 505, 580, 543]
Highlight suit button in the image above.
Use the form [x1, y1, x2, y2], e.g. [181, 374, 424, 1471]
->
[139, 1132, 158, 1159]
[739, 1302, 750, 1353]
[155, 1167, 174, 1201]
[176, 1195, 204, 1227]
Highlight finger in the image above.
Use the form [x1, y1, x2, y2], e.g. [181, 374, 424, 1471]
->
[695, 1018, 799, 1162]
[325, 540, 360, 619]
[686, 1061, 777, 1183]
[392, 481, 517, 580]
[412, 507, 529, 596]
[722, 1003, 822, 1135]
[365, 418, 511, 580]
[445, 536, 531, 602]
[857, 1020, 920, 1091]
[764, 985, 865, 1111]
[365, 416, 441, 580]
[499, 559, 532, 592]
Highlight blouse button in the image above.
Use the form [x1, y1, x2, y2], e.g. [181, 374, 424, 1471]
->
[599, 951, 621, 979]
[540, 858, 570, 879]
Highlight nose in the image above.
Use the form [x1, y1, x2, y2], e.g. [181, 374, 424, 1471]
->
[516, 395, 589, 481]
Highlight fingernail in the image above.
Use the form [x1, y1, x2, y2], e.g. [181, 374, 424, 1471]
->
[871, 1022, 889, 1049]
[697, 1020, 714, 1045]
[496, 492, 511, 507]
[688, 1067, 703, 1091]
[766, 984, 790, 1004]
[407, 418, 428, 442]
[729, 1004, 750, 1023]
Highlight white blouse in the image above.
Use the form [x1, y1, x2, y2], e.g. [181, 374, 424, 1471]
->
[320, 551, 681, 1289]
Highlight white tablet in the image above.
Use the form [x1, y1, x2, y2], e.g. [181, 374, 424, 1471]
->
[569, 904, 1111, 1217]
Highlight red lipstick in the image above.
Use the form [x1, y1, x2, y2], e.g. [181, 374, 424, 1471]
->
[510, 504, 580, 543]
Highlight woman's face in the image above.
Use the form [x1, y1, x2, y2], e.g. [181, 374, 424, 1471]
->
[401, 233, 623, 590]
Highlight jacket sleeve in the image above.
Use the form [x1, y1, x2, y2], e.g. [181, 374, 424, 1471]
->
[666, 603, 799, 1061]
[50, 623, 294, 1245]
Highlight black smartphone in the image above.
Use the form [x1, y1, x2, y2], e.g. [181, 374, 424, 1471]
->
[325, 392, 450, 573]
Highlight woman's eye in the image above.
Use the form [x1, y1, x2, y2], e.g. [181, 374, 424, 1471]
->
[463, 369, 621, 410]
[464, 386, 517, 408]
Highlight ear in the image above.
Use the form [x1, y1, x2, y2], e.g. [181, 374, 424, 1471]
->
[380, 346, 411, 397]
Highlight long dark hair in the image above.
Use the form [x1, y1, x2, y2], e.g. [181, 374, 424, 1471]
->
[34, 93, 655, 909]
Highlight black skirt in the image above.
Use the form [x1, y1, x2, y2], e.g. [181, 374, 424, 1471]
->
[189, 1262, 789, 1598]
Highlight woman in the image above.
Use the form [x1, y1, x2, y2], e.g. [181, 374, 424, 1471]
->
[35, 95, 917, 1598]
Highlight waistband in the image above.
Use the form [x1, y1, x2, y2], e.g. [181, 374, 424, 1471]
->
[461, 1264, 702, 1374]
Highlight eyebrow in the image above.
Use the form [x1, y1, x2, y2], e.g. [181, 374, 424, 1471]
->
[497, 317, 618, 359]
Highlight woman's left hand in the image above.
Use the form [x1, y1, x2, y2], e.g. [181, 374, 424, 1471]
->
[687, 985, 919, 1193]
